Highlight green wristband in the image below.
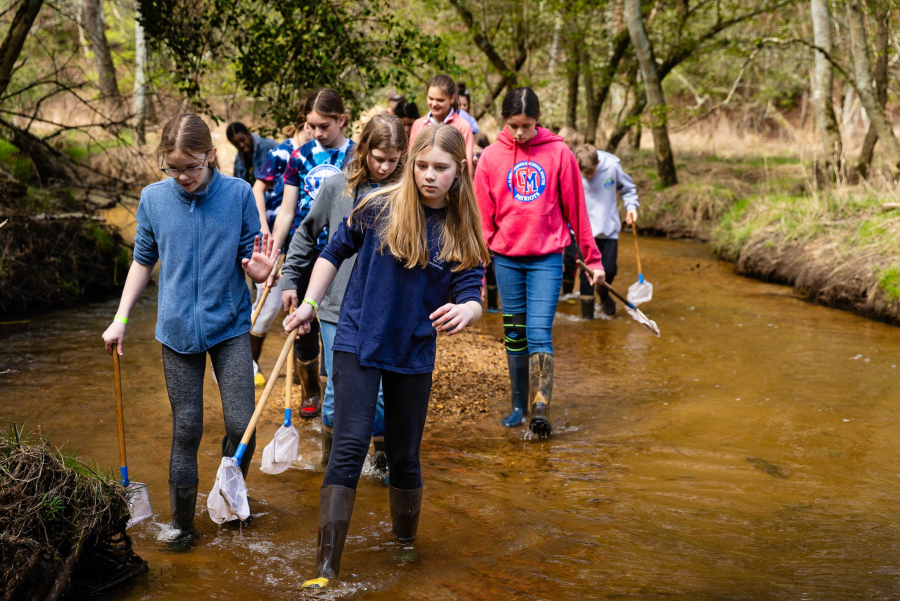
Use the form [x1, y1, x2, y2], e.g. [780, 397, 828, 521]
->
[114, 315, 129, 325]
[302, 298, 319, 315]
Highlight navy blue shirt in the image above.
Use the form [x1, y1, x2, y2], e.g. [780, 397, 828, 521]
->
[321, 202, 483, 374]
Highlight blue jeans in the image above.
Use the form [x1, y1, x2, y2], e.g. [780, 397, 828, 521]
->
[320, 320, 385, 436]
[493, 253, 563, 355]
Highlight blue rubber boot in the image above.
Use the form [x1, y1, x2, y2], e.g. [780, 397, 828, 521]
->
[501, 354, 529, 427]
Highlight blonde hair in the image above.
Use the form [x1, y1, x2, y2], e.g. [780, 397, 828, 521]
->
[574, 144, 599, 173]
[350, 125, 489, 271]
[156, 114, 221, 170]
[558, 126, 580, 150]
[346, 113, 407, 196]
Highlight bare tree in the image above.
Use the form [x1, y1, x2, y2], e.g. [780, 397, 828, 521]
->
[846, 0, 900, 179]
[133, 2, 148, 145]
[625, 0, 676, 186]
[810, 0, 842, 172]
[0, 0, 46, 99]
[565, 21, 580, 130]
[854, 4, 889, 178]
[82, 0, 120, 99]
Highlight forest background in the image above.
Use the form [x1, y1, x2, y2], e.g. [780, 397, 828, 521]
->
[1, 0, 899, 324]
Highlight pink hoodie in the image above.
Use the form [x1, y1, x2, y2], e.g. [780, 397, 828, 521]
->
[474, 126, 602, 268]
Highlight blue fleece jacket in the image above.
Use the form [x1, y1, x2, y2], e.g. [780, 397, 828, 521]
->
[321, 201, 483, 374]
[133, 169, 260, 353]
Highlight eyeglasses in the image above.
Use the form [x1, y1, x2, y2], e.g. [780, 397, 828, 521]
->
[160, 153, 209, 177]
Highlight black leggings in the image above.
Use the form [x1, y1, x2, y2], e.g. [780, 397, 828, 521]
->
[292, 250, 321, 362]
[161, 334, 256, 486]
[324, 352, 432, 491]
[578, 238, 618, 296]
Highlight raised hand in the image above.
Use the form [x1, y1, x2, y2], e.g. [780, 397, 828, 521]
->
[242, 233, 281, 283]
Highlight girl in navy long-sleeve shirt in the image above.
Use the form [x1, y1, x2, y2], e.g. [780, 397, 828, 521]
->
[284, 125, 490, 590]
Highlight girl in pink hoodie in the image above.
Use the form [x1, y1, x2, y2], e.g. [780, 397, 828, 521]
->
[474, 87, 605, 437]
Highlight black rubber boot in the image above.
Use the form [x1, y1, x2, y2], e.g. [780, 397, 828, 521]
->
[528, 353, 554, 438]
[168, 483, 198, 548]
[501, 354, 529, 427]
[372, 437, 389, 478]
[580, 295, 595, 320]
[389, 485, 423, 543]
[249, 332, 266, 364]
[301, 485, 357, 589]
[221, 435, 254, 479]
[296, 355, 322, 418]
[486, 286, 499, 313]
[599, 288, 616, 316]
[321, 424, 333, 466]
[562, 278, 574, 296]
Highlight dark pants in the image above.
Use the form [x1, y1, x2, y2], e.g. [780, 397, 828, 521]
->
[292, 249, 321, 362]
[324, 352, 432, 491]
[161, 334, 256, 486]
[579, 238, 618, 296]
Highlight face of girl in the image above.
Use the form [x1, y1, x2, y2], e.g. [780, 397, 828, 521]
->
[458, 95, 469, 113]
[426, 87, 454, 123]
[505, 114, 540, 144]
[367, 147, 402, 181]
[230, 131, 253, 156]
[414, 146, 463, 206]
[162, 148, 216, 193]
[306, 110, 346, 147]
[401, 118, 414, 139]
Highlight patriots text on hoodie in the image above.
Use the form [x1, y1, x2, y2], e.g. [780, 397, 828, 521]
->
[583, 150, 639, 239]
[473, 126, 602, 269]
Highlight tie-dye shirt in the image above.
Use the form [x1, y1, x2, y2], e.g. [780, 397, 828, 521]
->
[256, 137, 299, 230]
[283, 138, 356, 242]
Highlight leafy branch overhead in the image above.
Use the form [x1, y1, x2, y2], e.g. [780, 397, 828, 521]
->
[137, 0, 458, 129]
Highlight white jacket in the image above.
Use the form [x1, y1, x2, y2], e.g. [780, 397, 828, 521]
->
[582, 150, 639, 239]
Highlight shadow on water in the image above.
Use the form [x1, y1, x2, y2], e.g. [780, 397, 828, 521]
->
[2, 237, 900, 600]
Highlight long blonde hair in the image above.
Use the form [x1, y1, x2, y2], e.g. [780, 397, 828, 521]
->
[350, 125, 489, 271]
[345, 113, 407, 196]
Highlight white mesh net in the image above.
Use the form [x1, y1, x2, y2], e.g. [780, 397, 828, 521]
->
[260, 424, 300, 475]
[208, 457, 250, 524]
[627, 281, 654, 306]
[625, 305, 661, 337]
[125, 482, 153, 529]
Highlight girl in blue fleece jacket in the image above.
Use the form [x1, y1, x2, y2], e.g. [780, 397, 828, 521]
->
[101, 114, 280, 543]
[284, 125, 490, 590]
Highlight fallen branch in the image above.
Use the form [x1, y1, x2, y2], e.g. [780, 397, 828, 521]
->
[881, 202, 900, 210]
[0, 218, 7, 229]
[33, 213, 106, 222]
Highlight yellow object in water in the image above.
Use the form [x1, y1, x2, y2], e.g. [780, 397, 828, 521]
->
[301, 577, 329, 589]
[254, 371, 266, 388]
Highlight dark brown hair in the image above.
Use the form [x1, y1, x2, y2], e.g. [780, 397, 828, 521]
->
[304, 88, 346, 121]
[156, 114, 221, 170]
[427, 74, 458, 109]
[346, 114, 408, 195]
[501, 87, 540, 120]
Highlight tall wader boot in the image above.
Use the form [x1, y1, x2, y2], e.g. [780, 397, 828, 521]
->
[389, 486, 423, 543]
[250, 332, 266, 387]
[169, 483, 199, 547]
[580, 295, 595, 320]
[486, 286, 499, 313]
[301, 485, 357, 589]
[321, 424, 333, 466]
[295, 354, 322, 418]
[599, 287, 616, 316]
[528, 353, 554, 438]
[501, 354, 529, 427]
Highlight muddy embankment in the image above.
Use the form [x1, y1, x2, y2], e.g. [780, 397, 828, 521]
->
[631, 151, 900, 326]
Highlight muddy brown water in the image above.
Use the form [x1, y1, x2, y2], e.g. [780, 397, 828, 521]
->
[2, 237, 900, 600]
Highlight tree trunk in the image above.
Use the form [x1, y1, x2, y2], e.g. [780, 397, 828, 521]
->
[855, 5, 889, 179]
[133, 3, 147, 146]
[846, 0, 900, 179]
[82, 0, 120, 99]
[0, 0, 45, 99]
[606, 91, 647, 153]
[582, 47, 597, 144]
[625, 0, 676, 186]
[588, 30, 631, 143]
[0, 119, 76, 184]
[565, 26, 580, 131]
[628, 122, 641, 149]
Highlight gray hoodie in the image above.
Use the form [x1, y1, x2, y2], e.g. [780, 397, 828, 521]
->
[582, 150, 639, 239]
[281, 172, 375, 324]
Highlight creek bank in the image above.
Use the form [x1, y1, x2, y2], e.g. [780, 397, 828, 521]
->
[628, 150, 900, 326]
[0, 431, 147, 600]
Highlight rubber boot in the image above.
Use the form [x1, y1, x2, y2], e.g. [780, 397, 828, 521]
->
[389, 485, 423, 543]
[321, 424, 333, 466]
[372, 437, 388, 478]
[599, 288, 616, 316]
[501, 354, 529, 427]
[562, 278, 574, 296]
[486, 286, 499, 313]
[169, 483, 198, 548]
[528, 353, 554, 438]
[250, 333, 266, 387]
[301, 485, 357, 589]
[296, 355, 322, 418]
[580, 295, 595, 320]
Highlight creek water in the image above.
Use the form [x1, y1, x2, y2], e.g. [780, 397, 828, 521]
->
[2, 236, 899, 600]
